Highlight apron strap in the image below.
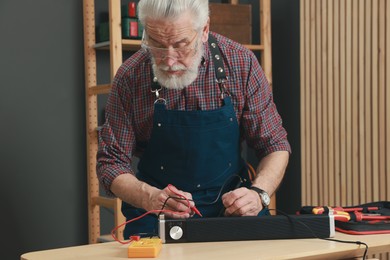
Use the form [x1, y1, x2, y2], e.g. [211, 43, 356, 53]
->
[208, 34, 229, 99]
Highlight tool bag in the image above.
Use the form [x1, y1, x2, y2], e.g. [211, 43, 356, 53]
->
[298, 201, 390, 235]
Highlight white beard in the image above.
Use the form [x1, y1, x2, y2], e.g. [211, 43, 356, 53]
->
[152, 45, 204, 90]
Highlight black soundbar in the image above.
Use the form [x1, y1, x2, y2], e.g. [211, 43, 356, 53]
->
[158, 214, 335, 243]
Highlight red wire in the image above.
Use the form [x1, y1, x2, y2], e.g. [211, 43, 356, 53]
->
[111, 184, 193, 244]
[167, 184, 192, 209]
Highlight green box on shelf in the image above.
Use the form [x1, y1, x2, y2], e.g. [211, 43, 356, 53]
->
[97, 18, 142, 42]
[98, 22, 109, 42]
[122, 17, 139, 39]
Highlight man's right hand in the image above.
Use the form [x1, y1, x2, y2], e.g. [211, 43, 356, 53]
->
[144, 184, 196, 218]
[111, 174, 196, 218]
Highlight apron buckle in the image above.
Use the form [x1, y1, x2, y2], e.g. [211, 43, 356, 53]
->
[151, 86, 162, 99]
[151, 76, 162, 99]
[216, 77, 229, 99]
[154, 98, 167, 105]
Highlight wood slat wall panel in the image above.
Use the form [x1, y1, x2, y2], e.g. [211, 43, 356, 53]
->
[387, 0, 390, 198]
[358, 0, 366, 203]
[327, 0, 334, 205]
[300, 0, 389, 256]
[300, 0, 389, 205]
[339, 0, 347, 205]
[372, 0, 379, 202]
[310, 0, 318, 205]
[351, 0, 359, 205]
[333, 0, 341, 206]
[321, 0, 329, 204]
[316, 0, 323, 206]
[365, 0, 373, 202]
[378, 0, 386, 200]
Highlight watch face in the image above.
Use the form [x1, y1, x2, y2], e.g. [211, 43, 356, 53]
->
[260, 193, 271, 206]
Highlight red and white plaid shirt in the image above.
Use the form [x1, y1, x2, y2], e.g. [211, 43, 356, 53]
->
[97, 32, 291, 195]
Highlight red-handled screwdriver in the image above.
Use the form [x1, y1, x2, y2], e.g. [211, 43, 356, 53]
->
[334, 206, 380, 212]
[313, 206, 380, 214]
[354, 212, 390, 222]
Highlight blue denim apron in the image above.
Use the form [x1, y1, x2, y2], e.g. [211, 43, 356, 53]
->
[121, 36, 269, 238]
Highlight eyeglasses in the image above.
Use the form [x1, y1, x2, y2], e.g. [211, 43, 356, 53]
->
[141, 30, 199, 61]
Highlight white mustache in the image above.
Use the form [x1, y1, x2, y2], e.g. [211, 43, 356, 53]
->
[158, 64, 187, 72]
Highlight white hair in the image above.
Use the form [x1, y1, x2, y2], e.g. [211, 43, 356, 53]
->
[138, 0, 209, 31]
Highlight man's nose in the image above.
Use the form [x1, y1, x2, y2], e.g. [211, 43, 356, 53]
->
[162, 47, 180, 65]
[163, 56, 177, 67]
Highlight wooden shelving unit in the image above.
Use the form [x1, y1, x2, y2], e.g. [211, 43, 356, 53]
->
[83, 0, 273, 244]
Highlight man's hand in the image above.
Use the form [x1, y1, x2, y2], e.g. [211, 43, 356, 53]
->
[111, 175, 197, 218]
[146, 185, 196, 219]
[221, 187, 263, 216]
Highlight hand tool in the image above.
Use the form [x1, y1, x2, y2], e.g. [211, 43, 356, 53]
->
[312, 207, 350, 222]
[312, 206, 380, 214]
[353, 212, 390, 222]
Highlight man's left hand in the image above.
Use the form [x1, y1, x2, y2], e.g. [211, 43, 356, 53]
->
[221, 187, 263, 216]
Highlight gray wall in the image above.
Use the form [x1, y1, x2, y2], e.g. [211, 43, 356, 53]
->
[0, 0, 299, 259]
[0, 1, 88, 259]
[271, 0, 301, 215]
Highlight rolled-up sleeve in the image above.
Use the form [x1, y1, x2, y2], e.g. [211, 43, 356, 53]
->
[242, 54, 291, 158]
[96, 72, 135, 197]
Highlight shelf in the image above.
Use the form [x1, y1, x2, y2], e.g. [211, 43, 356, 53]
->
[94, 39, 142, 51]
[92, 195, 117, 209]
[88, 84, 111, 95]
[243, 44, 264, 51]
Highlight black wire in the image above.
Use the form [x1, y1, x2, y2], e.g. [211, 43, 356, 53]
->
[270, 209, 369, 260]
[322, 238, 368, 259]
[196, 174, 243, 206]
[157, 196, 193, 218]
[157, 174, 242, 217]
[158, 174, 243, 215]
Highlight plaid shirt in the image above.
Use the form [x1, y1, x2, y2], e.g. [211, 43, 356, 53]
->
[97, 32, 291, 195]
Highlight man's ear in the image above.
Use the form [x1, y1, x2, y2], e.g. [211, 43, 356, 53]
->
[201, 17, 210, 43]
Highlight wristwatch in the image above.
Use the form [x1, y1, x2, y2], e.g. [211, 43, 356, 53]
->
[249, 186, 271, 208]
